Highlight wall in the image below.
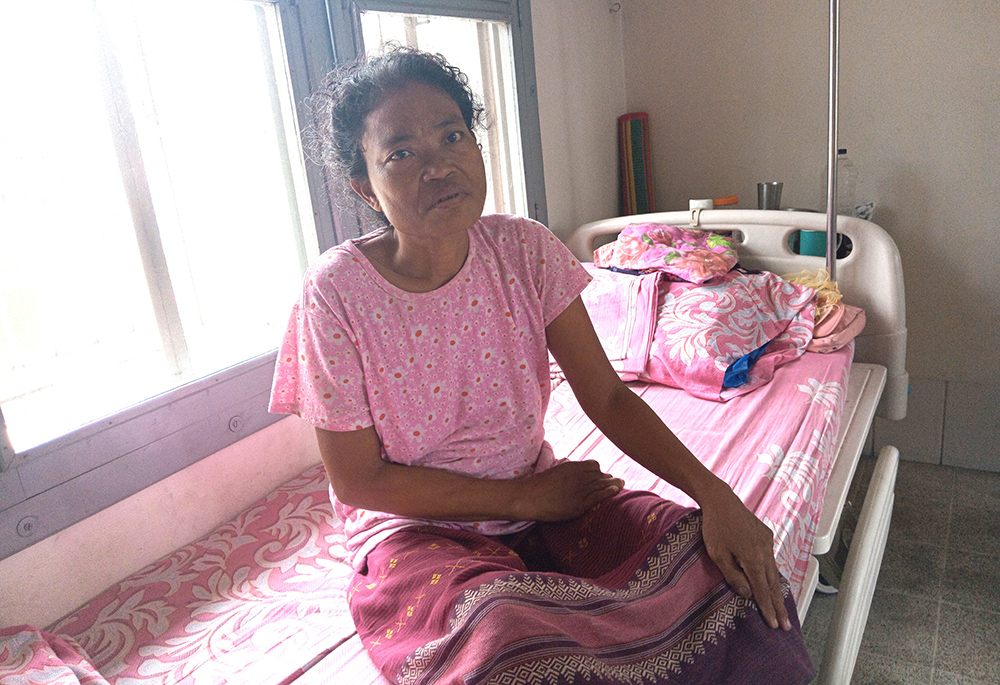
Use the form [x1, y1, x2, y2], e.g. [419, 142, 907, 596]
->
[616, 0, 1000, 469]
[531, 0, 627, 239]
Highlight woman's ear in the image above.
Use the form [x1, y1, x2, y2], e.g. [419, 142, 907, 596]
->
[350, 177, 382, 213]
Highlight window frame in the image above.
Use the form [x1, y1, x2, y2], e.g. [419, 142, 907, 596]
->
[0, 0, 544, 561]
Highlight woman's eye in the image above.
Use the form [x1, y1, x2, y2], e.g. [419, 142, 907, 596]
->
[446, 131, 463, 144]
[388, 150, 411, 162]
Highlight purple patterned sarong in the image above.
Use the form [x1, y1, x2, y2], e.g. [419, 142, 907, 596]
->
[348, 490, 815, 684]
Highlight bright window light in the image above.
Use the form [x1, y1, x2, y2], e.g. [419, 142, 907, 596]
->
[0, 0, 316, 452]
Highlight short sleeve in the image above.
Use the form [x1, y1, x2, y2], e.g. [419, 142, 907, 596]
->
[269, 301, 373, 432]
[520, 218, 592, 325]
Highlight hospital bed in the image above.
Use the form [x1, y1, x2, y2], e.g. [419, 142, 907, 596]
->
[1, 209, 906, 685]
[565, 208, 907, 684]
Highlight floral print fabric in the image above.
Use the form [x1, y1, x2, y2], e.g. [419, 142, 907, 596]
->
[48, 465, 357, 685]
[592, 223, 738, 283]
[626, 270, 817, 400]
[0, 626, 108, 684]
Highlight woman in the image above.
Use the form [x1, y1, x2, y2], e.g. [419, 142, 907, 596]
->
[270, 47, 813, 684]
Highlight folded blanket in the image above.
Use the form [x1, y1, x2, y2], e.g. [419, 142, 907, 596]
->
[577, 268, 816, 400]
[580, 264, 660, 374]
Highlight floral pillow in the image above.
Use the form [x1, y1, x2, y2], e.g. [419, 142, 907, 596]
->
[593, 223, 737, 284]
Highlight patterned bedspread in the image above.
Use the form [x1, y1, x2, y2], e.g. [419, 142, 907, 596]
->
[36, 466, 358, 685]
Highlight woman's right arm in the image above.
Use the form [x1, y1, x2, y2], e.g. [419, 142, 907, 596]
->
[315, 426, 623, 523]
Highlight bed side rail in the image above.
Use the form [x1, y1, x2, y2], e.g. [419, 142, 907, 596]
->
[818, 445, 899, 685]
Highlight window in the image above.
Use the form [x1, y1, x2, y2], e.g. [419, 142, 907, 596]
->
[1, 0, 317, 454]
[0, 0, 543, 560]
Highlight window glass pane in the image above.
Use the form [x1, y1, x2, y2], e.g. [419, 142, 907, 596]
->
[359, 11, 527, 217]
[0, 0, 315, 452]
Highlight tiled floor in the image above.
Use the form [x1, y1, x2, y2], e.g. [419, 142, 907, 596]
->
[802, 459, 1000, 684]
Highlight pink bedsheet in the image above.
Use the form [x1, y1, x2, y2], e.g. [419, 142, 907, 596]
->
[546, 344, 853, 595]
[0, 626, 108, 684]
[48, 465, 358, 685]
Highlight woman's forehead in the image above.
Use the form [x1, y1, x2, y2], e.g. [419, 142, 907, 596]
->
[362, 82, 464, 148]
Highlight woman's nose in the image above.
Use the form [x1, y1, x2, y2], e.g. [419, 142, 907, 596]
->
[421, 147, 457, 180]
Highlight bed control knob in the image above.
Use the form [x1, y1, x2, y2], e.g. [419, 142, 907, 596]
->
[229, 416, 245, 433]
[16, 515, 39, 538]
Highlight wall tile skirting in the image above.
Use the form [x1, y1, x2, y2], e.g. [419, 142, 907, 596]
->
[872, 377, 1000, 472]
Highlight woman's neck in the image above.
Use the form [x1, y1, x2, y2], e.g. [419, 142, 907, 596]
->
[357, 226, 470, 293]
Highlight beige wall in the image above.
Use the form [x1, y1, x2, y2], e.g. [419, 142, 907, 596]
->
[617, 0, 1000, 386]
[532, 0, 627, 239]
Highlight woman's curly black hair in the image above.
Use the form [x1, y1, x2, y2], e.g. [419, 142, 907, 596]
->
[306, 45, 486, 184]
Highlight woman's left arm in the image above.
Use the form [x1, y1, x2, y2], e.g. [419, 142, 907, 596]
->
[546, 297, 792, 631]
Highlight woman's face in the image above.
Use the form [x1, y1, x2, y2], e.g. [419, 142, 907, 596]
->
[350, 81, 488, 242]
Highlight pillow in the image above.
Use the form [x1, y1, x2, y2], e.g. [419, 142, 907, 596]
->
[593, 223, 738, 284]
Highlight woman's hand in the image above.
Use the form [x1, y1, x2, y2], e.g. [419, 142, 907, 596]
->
[699, 484, 792, 631]
[513, 460, 624, 522]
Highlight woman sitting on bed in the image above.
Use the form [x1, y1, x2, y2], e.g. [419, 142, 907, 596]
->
[270, 47, 814, 685]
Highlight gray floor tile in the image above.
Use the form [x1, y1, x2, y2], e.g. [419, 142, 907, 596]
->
[887, 496, 951, 548]
[941, 551, 1000, 610]
[932, 670, 990, 685]
[801, 592, 837, 666]
[879, 538, 946, 599]
[858, 588, 939, 665]
[948, 503, 1000, 556]
[895, 460, 956, 505]
[848, 648, 934, 684]
[934, 605, 1000, 682]
[953, 467, 1000, 510]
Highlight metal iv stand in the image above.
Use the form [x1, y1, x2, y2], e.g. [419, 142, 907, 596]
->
[825, 0, 841, 281]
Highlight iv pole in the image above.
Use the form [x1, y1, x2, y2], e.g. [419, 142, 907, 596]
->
[825, 0, 840, 281]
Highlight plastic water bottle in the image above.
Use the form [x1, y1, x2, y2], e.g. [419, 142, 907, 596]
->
[836, 149, 858, 216]
[820, 148, 859, 216]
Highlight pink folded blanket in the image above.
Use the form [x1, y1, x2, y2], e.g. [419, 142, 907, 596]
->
[578, 267, 816, 400]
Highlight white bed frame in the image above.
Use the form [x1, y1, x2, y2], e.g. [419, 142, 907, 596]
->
[566, 208, 907, 685]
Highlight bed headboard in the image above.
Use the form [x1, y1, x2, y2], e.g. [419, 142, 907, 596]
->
[566, 209, 908, 420]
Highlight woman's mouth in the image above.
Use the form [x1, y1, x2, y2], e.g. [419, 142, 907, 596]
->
[428, 189, 465, 210]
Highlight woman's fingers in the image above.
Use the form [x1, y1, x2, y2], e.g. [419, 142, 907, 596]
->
[530, 462, 623, 520]
[712, 549, 789, 631]
[767, 562, 792, 630]
[582, 478, 625, 509]
[700, 494, 792, 631]
[740, 555, 788, 631]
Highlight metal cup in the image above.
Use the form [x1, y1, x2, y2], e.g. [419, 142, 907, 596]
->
[757, 182, 783, 210]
